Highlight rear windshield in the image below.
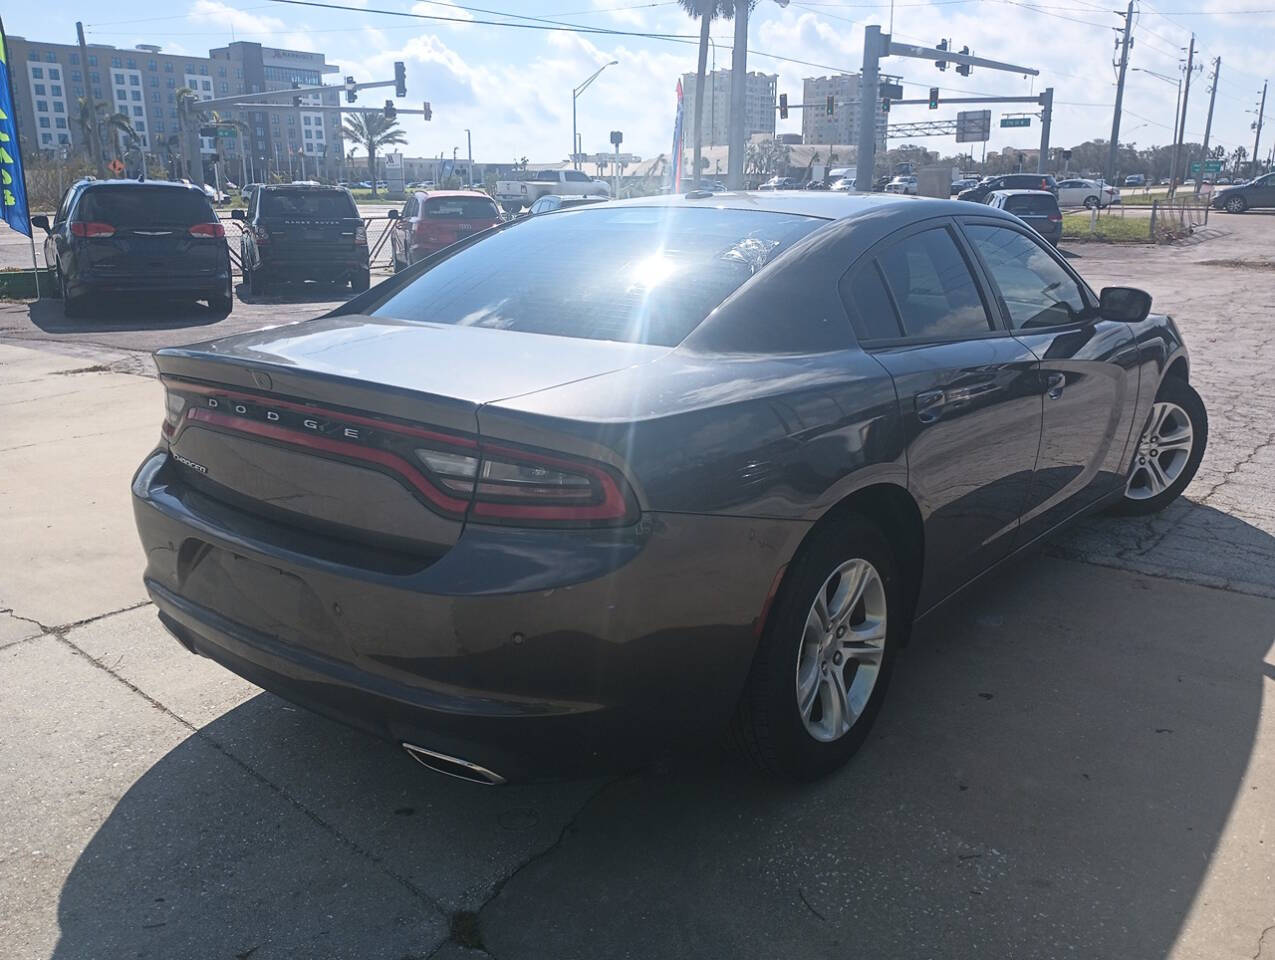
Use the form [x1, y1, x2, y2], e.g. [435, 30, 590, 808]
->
[371, 206, 824, 346]
[1005, 176, 1053, 190]
[1004, 194, 1058, 215]
[260, 190, 357, 219]
[423, 196, 501, 219]
[76, 186, 213, 228]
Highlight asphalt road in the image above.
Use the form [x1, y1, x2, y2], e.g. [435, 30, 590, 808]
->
[2, 213, 1274, 959]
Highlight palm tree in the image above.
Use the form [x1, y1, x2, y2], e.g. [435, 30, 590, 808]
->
[677, 0, 735, 188]
[340, 112, 407, 196]
[75, 98, 135, 163]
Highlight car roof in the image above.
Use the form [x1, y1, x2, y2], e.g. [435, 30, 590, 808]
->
[79, 178, 207, 193]
[260, 183, 349, 192]
[600, 190, 1019, 223]
[990, 189, 1058, 198]
[413, 190, 493, 199]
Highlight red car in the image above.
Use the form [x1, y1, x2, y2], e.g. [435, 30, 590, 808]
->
[389, 190, 503, 270]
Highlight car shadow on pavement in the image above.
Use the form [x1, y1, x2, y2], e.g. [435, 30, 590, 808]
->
[49, 532, 1275, 959]
[23, 296, 229, 335]
[235, 279, 360, 305]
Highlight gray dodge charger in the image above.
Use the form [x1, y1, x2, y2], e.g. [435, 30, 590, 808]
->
[132, 192, 1207, 784]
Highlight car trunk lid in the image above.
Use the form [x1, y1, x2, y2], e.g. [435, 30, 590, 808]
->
[74, 185, 223, 277]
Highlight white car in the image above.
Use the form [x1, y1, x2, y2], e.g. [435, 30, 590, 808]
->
[1057, 178, 1120, 209]
[885, 175, 917, 195]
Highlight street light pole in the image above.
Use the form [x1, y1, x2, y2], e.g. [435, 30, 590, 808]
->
[466, 128, 473, 186]
[572, 61, 618, 171]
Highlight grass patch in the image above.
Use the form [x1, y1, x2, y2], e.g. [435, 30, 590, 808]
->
[1062, 212, 1150, 242]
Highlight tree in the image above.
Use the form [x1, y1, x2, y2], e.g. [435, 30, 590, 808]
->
[175, 86, 208, 182]
[340, 112, 407, 197]
[1231, 145, 1247, 176]
[75, 98, 134, 164]
[677, 1, 735, 189]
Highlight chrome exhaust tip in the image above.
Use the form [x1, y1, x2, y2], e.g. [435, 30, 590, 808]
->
[402, 743, 506, 786]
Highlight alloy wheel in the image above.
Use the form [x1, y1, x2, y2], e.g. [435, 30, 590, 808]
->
[1225, 196, 1246, 213]
[1125, 401, 1194, 500]
[795, 558, 888, 742]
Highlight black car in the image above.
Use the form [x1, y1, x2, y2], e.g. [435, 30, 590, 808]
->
[133, 194, 1206, 784]
[959, 173, 1059, 204]
[33, 179, 233, 318]
[1210, 172, 1275, 213]
[987, 189, 1064, 245]
[233, 184, 369, 294]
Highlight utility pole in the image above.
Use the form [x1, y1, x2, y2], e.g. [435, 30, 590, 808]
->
[726, 0, 749, 189]
[1169, 34, 1195, 196]
[1037, 87, 1053, 175]
[76, 22, 106, 179]
[1106, 0, 1134, 185]
[855, 25, 884, 193]
[1254, 81, 1268, 180]
[466, 128, 473, 186]
[1197, 57, 1220, 195]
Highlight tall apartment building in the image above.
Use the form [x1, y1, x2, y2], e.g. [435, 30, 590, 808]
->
[679, 69, 778, 147]
[801, 74, 887, 149]
[5, 35, 343, 182]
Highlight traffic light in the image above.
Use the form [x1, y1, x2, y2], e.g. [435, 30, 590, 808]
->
[929, 87, 940, 110]
[345, 75, 357, 103]
[384, 99, 396, 120]
[393, 61, 407, 99]
[956, 46, 971, 77]
[826, 95, 834, 116]
[292, 81, 301, 107]
[881, 97, 891, 114]
[422, 101, 432, 122]
[935, 39, 948, 71]
[779, 93, 788, 119]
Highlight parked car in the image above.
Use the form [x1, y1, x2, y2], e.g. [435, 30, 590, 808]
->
[958, 174, 1058, 204]
[1123, 174, 1146, 187]
[389, 190, 503, 271]
[1215, 177, 1231, 185]
[32, 178, 233, 318]
[133, 193, 1207, 784]
[495, 169, 609, 213]
[986, 189, 1063, 245]
[1056, 178, 1120, 209]
[885, 175, 918, 195]
[525, 194, 608, 216]
[758, 176, 799, 191]
[1211, 172, 1275, 213]
[828, 177, 856, 192]
[949, 177, 979, 195]
[232, 183, 368, 294]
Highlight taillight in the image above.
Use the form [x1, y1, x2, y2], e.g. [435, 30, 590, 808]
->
[161, 390, 185, 440]
[1048, 212, 1062, 222]
[70, 221, 115, 238]
[254, 225, 270, 244]
[354, 222, 367, 245]
[188, 222, 226, 238]
[414, 442, 634, 526]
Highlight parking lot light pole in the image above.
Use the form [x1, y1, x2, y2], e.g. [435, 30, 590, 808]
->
[466, 129, 473, 186]
[573, 61, 618, 171]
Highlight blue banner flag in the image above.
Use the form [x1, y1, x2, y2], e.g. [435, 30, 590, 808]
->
[0, 20, 32, 238]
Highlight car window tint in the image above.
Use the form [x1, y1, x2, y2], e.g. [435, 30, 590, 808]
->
[965, 224, 1088, 329]
[371, 207, 824, 346]
[877, 227, 992, 339]
[840, 261, 902, 340]
[423, 196, 500, 219]
[77, 186, 214, 228]
[260, 190, 357, 219]
[1004, 194, 1058, 216]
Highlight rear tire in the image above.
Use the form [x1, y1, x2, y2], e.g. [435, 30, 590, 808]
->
[1111, 376, 1207, 516]
[351, 268, 370, 293]
[60, 270, 89, 318]
[1083, 195, 1099, 209]
[731, 514, 902, 781]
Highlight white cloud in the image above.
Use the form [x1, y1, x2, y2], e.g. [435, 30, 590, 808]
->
[410, 0, 476, 29]
[187, 0, 286, 35]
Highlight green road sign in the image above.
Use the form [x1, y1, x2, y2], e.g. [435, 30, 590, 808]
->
[1204, 159, 1223, 172]
[217, 128, 237, 138]
[1000, 116, 1031, 128]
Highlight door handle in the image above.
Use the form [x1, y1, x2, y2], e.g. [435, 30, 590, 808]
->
[915, 389, 946, 423]
[1045, 372, 1066, 400]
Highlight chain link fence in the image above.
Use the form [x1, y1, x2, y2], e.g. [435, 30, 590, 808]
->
[217, 214, 399, 275]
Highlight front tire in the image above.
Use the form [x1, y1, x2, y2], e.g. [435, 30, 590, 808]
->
[1224, 195, 1247, 214]
[1083, 195, 1099, 209]
[1112, 376, 1207, 516]
[731, 515, 902, 781]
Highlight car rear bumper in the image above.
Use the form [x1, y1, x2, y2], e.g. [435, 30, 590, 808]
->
[69, 268, 229, 298]
[131, 449, 805, 781]
[258, 252, 368, 279]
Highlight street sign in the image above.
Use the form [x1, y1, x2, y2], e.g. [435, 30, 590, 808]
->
[1000, 116, 1031, 128]
[216, 128, 236, 138]
[107, 158, 125, 175]
[955, 109, 992, 143]
[1191, 159, 1223, 173]
[881, 82, 904, 101]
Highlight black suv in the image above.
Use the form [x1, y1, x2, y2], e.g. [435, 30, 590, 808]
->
[33, 179, 233, 318]
[958, 174, 1058, 204]
[234, 184, 368, 294]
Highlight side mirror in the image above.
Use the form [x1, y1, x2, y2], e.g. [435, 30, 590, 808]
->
[1099, 286, 1152, 323]
[387, 209, 400, 220]
[230, 208, 245, 221]
[30, 214, 50, 232]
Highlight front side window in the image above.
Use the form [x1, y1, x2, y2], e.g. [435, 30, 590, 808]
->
[876, 227, 992, 339]
[964, 224, 1089, 329]
[371, 207, 823, 346]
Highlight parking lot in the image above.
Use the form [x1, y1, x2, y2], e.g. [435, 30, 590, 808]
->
[2, 213, 1274, 959]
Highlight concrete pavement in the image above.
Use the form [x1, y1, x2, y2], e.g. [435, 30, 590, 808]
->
[2, 213, 1275, 959]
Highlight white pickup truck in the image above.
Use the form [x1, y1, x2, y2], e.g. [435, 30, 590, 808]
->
[495, 169, 609, 213]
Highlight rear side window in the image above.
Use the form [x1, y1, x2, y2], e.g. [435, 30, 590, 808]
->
[564, 170, 591, 183]
[423, 196, 500, 219]
[840, 262, 902, 340]
[260, 190, 357, 219]
[371, 207, 824, 346]
[876, 227, 992, 339]
[76, 186, 213, 228]
[1004, 194, 1058, 216]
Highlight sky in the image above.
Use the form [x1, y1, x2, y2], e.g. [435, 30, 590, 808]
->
[8, 0, 1274, 167]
